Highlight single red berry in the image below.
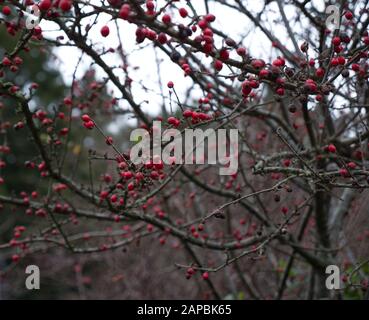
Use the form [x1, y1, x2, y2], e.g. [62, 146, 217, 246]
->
[327, 144, 337, 153]
[205, 14, 216, 22]
[81, 114, 91, 122]
[106, 136, 113, 145]
[339, 168, 349, 177]
[2, 6, 11, 16]
[101, 25, 110, 37]
[251, 59, 265, 69]
[167, 81, 174, 89]
[198, 19, 208, 29]
[83, 121, 95, 129]
[59, 128, 69, 136]
[214, 59, 223, 71]
[34, 26, 42, 36]
[157, 33, 167, 44]
[146, 1, 155, 11]
[219, 48, 229, 61]
[40, 0, 52, 11]
[347, 162, 356, 169]
[59, 0, 72, 12]
[259, 69, 270, 78]
[63, 96, 72, 105]
[330, 57, 339, 67]
[2, 57, 12, 66]
[332, 36, 341, 46]
[162, 14, 171, 24]
[283, 159, 291, 167]
[183, 110, 193, 118]
[13, 57, 23, 65]
[236, 47, 247, 56]
[187, 267, 195, 276]
[276, 87, 285, 96]
[316, 67, 325, 77]
[344, 11, 353, 20]
[352, 63, 360, 72]
[272, 57, 285, 67]
[179, 8, 188, 18]
[202, 272, 209, 280]
[119, 4, 130, 19]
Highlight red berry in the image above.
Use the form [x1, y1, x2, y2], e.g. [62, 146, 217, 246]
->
[316, 67, 325, 77]
[34, 26, 42, 36]
[205, 14, 216, 22]
[81, 114, 91, 122]
[162, 14, 171, 24]
[64, 96, 72, 105]
[101, 25, 110, 37]
[236, 47, 247, 56]
[179, 8, 188, 18]
[157, 32, 167, 44]
[283, 159, 291, 167]
[214, 59, 223, 71]
[146, 1, 155, 11]
[219, 48, 229, 61]
[251, 59, 265, 69]
[352, 63, 360, 72]
[347, 162, 356, 169]
[183, 110, 193, 118]
[339, 168, 348, 177]
[83, 121, 95, 129]
[167, 81, 174, 88]
[13, 57, 23, 65]
[2, 6, 11, 16]
[259, 69, 269, 78]
[119, 4, 130, 19]
[345, 11, 353, 20]
[332, 36, 341, 46]
[40, 0, 52, 11]
[272, 57, 285, 67]
[110, 194, 118, 203]
[202, 272, 209, 280]
[276, 87, 285, 96]
[327, 144, 337, 153]
[168, 117, 180, 127]
[337, 56, 346, 65]
[59, 0, 72, 12]
[2, 57, 11, 66]
[330, 58, 339, 67]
